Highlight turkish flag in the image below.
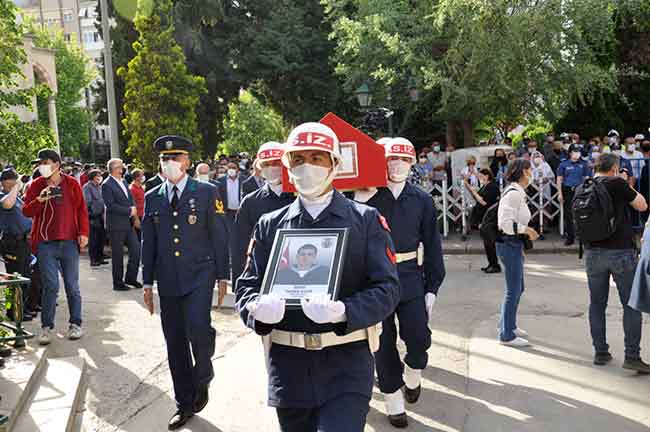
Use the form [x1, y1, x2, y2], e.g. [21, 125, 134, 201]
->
[282, 113, 388, 192]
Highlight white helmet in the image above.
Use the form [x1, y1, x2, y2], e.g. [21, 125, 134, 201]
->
[376, 137, 393, 146]
[384, 137, 416, 163]
[255, 141, 284, 170]
[608, 129, 620, 138]
[281, 122, 342, 168]
[634, 134, 645, 141]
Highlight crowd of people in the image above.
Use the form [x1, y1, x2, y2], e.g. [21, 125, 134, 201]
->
[1, 125, 650, 431]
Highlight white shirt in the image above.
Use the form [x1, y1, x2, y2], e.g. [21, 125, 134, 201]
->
[427, 152, 447, 181]
[165, 174, 188, 203]
[269, 183, 283, 196]
[497, 182, 531, 235]
[300, 190, 334, 220]
[110, 175, 129, 198]
[622, 150, 645, 178]
[226, 176, 240, 210]
[387, 181, 406, 199]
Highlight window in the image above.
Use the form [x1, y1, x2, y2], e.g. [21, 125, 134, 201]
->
[64, 33, 71, 42]
[63, 12, 73, 22]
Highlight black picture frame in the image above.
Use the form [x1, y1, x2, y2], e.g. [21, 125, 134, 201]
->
[261, 228, 349, 308]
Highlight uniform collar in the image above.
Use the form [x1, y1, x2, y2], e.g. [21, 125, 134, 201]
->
[285, 189, 347, 221]
[165, 174, 189, 196]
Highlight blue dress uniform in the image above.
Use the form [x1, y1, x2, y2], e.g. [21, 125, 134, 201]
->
[234, 184, 294, 278]
[236, 190, 400, 431]
[366, 183, 445, 395]
[142, 170, 229, 412]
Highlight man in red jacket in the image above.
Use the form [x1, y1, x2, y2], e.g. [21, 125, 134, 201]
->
[23, 149, 89, 346]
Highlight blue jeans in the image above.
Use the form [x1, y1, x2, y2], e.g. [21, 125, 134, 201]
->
[584, 248, 642, 359]
[496, 238, 525, 342]
[38, 240, 82, 329]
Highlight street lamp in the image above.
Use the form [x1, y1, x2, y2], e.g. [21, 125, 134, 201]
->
[408, 77, 419, 102]
[355, 83, 372, 109]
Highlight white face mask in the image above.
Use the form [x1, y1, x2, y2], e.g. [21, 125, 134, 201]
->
[289, 163, 334, 199]
[139, 176, 146, 184]
[627, 144, 636, 153]
[433, 146, 441, 153]
[197, 174, 210, 182]
[39, 164, 54, 178]
[387, 159, 411, 183]
[227, 168, 237, 178]
[161, 160, 183, 182]
[261, 166, 282, 185]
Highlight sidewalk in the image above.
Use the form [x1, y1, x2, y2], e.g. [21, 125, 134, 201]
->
[442, 232, 579, 254]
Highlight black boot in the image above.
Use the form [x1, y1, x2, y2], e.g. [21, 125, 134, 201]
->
[388, 413, 408, 428]
[623, 357, 650, 375]
[168, 410, 194, 430]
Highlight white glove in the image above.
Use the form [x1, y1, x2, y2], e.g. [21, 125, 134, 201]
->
[301, 294, 346, 324]
[246, 295, 286, 324]
[425, 293, 437, 320]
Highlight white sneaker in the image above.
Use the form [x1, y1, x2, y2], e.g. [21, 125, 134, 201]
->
[514, 328, 528, 338]
[500, 337, 530, 347]
[39, 328, 52, 346]
[68, 324, 83, 340]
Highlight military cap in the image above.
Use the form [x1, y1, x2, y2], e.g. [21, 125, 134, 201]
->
[37, 148, 62, 163]
[154, 135, 193, 156]
[0, 168, 18, 182]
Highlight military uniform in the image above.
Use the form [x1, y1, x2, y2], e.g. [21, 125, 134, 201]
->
[236, 190, 400, 431]
[366, 183, 445, 394]
[141, 137, 229, 421]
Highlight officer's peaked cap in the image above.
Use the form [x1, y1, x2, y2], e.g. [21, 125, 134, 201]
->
[154, 135, 193, 156]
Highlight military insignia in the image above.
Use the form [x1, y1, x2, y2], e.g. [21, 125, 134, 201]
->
[215, 199, 225, 214]
[378, 215, 391, 232]
[166, 140, 173, 149]
[189, 198, 196, 207]
[188, 214, 197, 225]
[386, 247, 397, 265]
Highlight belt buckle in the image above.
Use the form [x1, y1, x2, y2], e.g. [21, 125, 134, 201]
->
[304, 333, 322, 350]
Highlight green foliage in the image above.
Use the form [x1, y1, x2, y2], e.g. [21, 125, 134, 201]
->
[118, 0, 207, 171]
[29, 25, 96, 159]
[324, 0, 617, 142]
[219, 91, 290, 156]
[510, 120, 553, 149]
[0, 112, 55, 172]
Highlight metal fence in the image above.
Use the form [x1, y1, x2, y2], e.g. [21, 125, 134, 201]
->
[425, 178, 565, 238]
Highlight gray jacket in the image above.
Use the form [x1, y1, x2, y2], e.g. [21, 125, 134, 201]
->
[83, 181, 105, 218]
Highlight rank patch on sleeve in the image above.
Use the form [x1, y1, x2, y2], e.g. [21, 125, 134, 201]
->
[378, 215, 391, 232]
[386, 247, 397, 265]
[215, 199, 225, 214]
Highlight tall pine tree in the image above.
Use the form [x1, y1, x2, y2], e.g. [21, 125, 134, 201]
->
[118, 0, 206, 170]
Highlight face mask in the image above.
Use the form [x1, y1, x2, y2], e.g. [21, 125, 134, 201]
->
[38, 164, 53, 178]
[139, 176, 146, 184]
[433, 146, 441, 153]
[528, 147, 536, 154]
[161, 160, 183, 181]
[570, 152, 581, 161]
[197, 174, 210, 182]
[289, 163, 333, 199]
[611, 144, 620, 151]
[387, 160, 411, 183]
[418, 158, 427, 164]
[627, 144, 636, 152]
[227, 169, 237, 178]
[261, 166, 282, 185]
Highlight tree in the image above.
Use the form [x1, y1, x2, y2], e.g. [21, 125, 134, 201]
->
[31, 25, 96, 159]
[219, 90, 290, 156]
[324, 0, 617, 147]
[0, 0, 55, 170]
[118, 0, 207, 171]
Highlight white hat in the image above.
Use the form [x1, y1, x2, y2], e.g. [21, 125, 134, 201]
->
[281, 122, 342, 168]
[376, 137, 393, 146]
[608, 129, 620, 137]
[635, 134, 645, 141]
[384, 137, 416, 162]
[255, 141, 284, 169]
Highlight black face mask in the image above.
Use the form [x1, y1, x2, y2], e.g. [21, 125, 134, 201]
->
[553, 149, 561, 154]
[642, 145, 650, 153]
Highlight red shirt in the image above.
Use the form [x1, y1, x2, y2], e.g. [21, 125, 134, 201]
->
[23, 174, 89, 253]
[80, 172, 89, 187]
[129, 182, 145, 218]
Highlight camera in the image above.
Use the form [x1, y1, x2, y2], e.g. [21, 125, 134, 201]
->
[48, 186, 63, 198]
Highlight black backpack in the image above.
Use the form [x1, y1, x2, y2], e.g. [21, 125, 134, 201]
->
[571, 177, 616, 243]
[480, 188, 516, 239]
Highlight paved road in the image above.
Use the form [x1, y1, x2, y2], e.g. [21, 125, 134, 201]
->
[23, 253, 650, 431]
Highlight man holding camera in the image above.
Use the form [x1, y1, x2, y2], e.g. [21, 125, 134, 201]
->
[23, 149, 89, 346]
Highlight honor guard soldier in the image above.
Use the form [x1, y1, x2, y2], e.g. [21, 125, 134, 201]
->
[365, 137, 446, 428]
[236, 123, 400, 432]
[233, 142, 294, 282]
[141, 135, 230, 430]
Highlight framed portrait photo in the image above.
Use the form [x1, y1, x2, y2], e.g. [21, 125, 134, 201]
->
[261, 228, 349, 308]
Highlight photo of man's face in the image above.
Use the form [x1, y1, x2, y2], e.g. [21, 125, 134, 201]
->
[296, 245, 317, 271]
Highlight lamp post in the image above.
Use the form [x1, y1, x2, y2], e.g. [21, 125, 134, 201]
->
[355, 79, 419, 136]
[354, 83, 372, 109]
[408, 77, 420, 102]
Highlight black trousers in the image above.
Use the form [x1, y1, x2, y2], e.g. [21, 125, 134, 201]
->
[225, 210, 240, 287]
[276, 393, 370, 432]
[109, 228, 141, 285]
[88, 223, 106, 263]
[481, 231, 499, 268]
[1, 234, 32, 311]
[562, 186, 576, 241]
